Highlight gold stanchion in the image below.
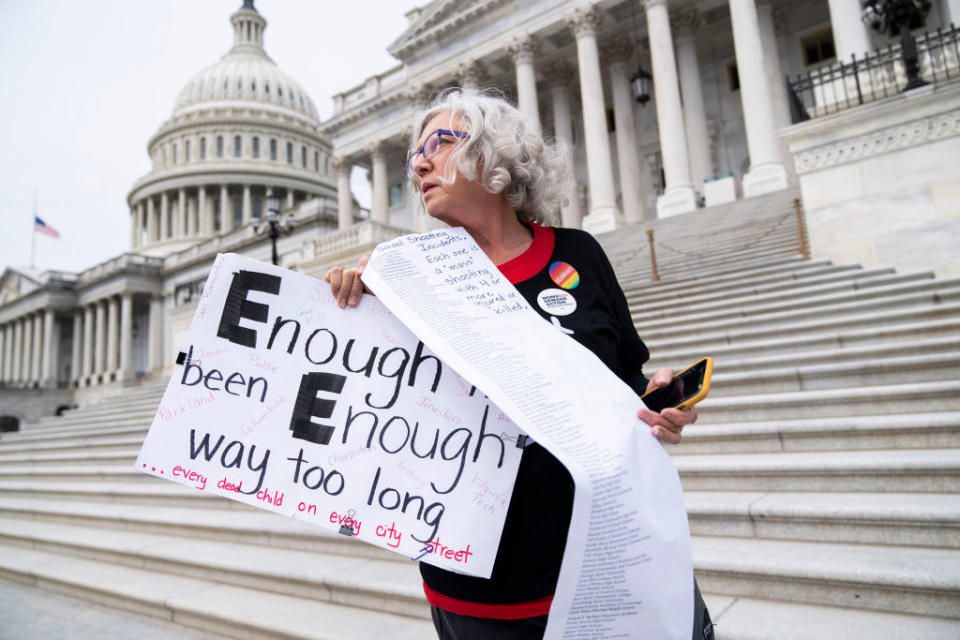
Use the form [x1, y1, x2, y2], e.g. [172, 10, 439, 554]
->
[794, 197, 810, 259]
[646, 228, 660, 282]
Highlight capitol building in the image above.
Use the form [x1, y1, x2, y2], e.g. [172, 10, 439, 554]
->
[1, 1, 959, 635]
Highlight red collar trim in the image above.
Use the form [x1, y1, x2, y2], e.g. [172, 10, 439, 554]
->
[423, 582, 553, 620]
[497, 223, 555, 284]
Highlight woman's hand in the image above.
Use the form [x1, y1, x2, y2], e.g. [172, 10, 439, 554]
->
[636, 367, 699, 445]
[323, 254, 372, 308]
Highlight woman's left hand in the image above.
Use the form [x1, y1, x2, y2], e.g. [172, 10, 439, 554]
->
[636, 367, 699, 445]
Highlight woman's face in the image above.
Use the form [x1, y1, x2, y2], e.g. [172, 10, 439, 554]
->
[411, 111, 491, 226]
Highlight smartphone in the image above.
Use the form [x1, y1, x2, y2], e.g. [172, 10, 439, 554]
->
[640, 357, 713, 413]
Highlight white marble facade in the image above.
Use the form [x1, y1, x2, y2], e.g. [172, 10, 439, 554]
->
[3, 0, 960, 396]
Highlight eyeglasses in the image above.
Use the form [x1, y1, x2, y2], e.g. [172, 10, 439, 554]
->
[405, 129, 469, 177]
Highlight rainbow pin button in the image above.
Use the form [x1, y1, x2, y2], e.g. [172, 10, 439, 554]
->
[549, 261, 580, 290]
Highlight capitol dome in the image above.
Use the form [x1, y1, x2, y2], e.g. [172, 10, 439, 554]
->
[126, 0, 336, 257]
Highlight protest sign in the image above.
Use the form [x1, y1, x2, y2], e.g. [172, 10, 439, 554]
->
[136, 253, 524, 577]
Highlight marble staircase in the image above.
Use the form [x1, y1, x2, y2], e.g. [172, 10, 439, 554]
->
[0, 188, 958, 638]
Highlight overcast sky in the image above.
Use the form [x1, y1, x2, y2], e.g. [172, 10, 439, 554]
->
[0, 0, 423, 274]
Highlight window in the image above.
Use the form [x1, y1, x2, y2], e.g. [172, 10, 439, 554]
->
[233, 197, 242, 228]
[172, 143, 178, 164]
[217, 136, 224, 158]
[214, 198, 221, 231]
[270, 138, 277, 161]
[237, 77, 242, 91]
[234, 135, 242, 157]
[200, 137, 206, 159]
[727, 62, 740, 92]
[278, 86, 283, 97]
[802, 29, 836, 66]
[301, 146, 307, 168]
[253, 199, 262, 220]
[314, 150, 319, 171]
[265, 82, 270, 94]
[286, 141, 293, 164]
[185, 140, 191, 162]
[605, 108, 615, 133]
[251, 80, 256, 92]
[389, 183, 404, 208]
[252, 136, 260, 159]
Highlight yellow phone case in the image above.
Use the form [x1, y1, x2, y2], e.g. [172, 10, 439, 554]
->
[641, 356, 714, 411]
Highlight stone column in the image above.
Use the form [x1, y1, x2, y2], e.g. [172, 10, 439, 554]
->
[369, 142, 389, 224]
[177, 188, 187, 237]
[457, 60, 485, 90]
[827, 0, 873, 60]
[148, 295, 163, 374]
[71, 311, 82, 384]
[82, 304, 94, 380]
[334, 157, 353, 229]
[160, 192, 169, 240]
[645, 0, 697, 217]
[137, 202, 146, 247]
[673, 8, 714, 191]
[509, 34, 541, 126]
[729, 0, 790, 197]
[94, 300, 106, 377]
[545, 64, 584, 229]
[130, 206, 139, 249]
[11, 318, 22, 384]
[0, 324, 7, 384]
[757, 1, 791, 133]
[187, 193, 197, 236]
[30, 312, 42, 384]
[242, 185, 252, 226]
[146, 197, 156, 242]
[567, 6, 623, 232]
[603, 38, 647, 224]
[286, 189, 295, 209]
[41, 310, 56, 387]
[220, 185, 231, 232]
[106, 295, 119, 375]
[198, 186, 209, 235]
[20, 314, 32, 384]
[120, 293, 133, 380]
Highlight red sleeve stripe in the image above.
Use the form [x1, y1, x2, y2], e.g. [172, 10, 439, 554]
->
[422, 582, 553, 619]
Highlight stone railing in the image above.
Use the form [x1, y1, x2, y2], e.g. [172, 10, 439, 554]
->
[333, 65, 405, 115]
[78, 253, 165, 285]
[310, 220, 408, 258]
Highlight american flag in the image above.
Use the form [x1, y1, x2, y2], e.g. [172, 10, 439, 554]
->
[34, 215, 60, 239]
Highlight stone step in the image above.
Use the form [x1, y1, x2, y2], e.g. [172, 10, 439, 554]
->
[0, 518, 429, 620]
[618, 255, 812, 291]
[648, 330, 960, 372]
[624, 261, 861, 304]
[0, 480, 240, 508]
[704, 351, 960, 397]
[675, 448, 960, 492]
[630, 269, 931, 321]
[0, 543, 433, 640]
[685, 491, 960, 548]
[0, 464, 162, 483]
[0, 496, 396, 560]
[703, 592, 960, 640]
[644, 301, 960, 354]
[675, 412, 960, 455]
[31, 403, 161, 428]
[697, 381, 960, 423]
[693, 535, 960, 619]
[0, 423, 148, 446]
[0, 431, 146, 455]
[0, 447, 140, 467]
[617, 243, 805, 283]
[637, 278, 960, 334]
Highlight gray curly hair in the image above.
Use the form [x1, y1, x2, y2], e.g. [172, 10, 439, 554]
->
[410, 88, 572, 225]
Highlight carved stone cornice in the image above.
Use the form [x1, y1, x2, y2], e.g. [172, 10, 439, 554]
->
[508, 34, 540, 65]
[793, 108, 960, 174]
[366, 141, 389, 161]
[456, 60, 488, 87]
[331, 156, 351, 174]
[405, 83, 436, 108]
[566, 5, 603, 39]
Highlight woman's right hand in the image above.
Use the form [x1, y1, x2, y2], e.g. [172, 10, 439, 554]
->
[323, 254, 371, 308]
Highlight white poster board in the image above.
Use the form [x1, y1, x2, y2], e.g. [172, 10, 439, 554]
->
[136, 253, 524, 577]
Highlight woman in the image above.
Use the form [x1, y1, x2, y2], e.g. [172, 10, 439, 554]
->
[326, 90, 710, 640]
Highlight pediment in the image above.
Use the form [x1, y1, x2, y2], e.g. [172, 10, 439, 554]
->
[0, 267, 40, 305]
[388, 0, 501, 59]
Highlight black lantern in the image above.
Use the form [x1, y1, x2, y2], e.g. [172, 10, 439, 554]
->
[861, 0, 932, 91]
[631, 67, 652, 105]
[254, 194, 295, 265]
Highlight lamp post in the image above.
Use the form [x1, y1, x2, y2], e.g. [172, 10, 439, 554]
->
[631, 67, 652, 104]
[254, 195, 295, 265]
[861, 0, 932, 91]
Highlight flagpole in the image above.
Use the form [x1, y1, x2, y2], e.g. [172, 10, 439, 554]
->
[31, 188, 37, 269]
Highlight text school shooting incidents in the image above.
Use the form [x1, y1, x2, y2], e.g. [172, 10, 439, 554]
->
[136, 253, 524, 577]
